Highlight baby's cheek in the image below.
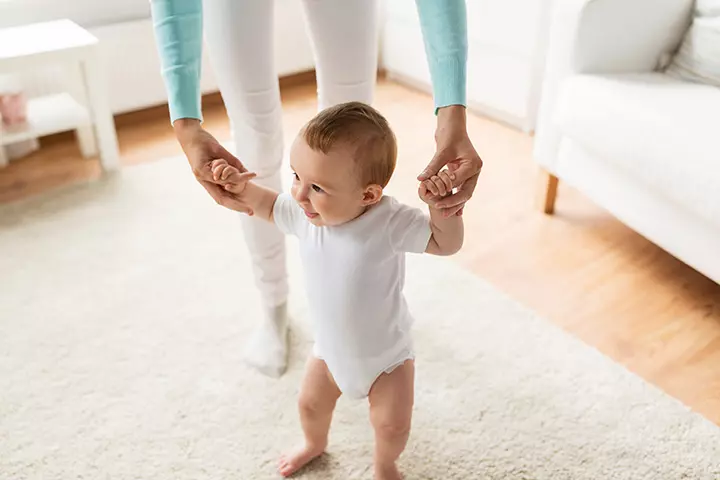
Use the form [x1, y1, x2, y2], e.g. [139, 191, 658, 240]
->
[316, 196, 336, 217]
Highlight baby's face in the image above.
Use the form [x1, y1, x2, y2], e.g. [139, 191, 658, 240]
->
[289, 136, 375, 227]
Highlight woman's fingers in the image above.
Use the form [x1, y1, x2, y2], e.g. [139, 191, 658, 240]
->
[418, 149, 447, 181]
[197, 179, 253, 214]
[212, 143, 248, 174]
[436, 173, 479, 209]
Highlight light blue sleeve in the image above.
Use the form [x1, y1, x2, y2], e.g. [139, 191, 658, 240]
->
[150, 0, 203, 123]
[414, 0, 468, 112]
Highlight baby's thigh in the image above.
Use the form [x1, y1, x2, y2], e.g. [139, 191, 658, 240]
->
[298, 356, 342, 411]
[368, 360, 415, 431]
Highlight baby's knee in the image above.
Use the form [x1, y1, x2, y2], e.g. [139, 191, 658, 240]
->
[298, 393, 331, 417]
[373, 417, 412, 441]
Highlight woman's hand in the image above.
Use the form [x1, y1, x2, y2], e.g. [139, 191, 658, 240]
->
[174, 118, 253, 214]
[418, 106, 483, 217]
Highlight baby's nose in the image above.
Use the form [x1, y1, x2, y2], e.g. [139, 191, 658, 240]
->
[294, 185, 309, 202]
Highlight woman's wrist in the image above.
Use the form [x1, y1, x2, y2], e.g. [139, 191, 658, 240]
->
[173, 118, 202, 145]
[435, 105, 467, 145]
[437, 105, 466, 124]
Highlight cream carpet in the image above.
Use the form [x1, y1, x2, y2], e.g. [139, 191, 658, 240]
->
[1, 157, 718, 480]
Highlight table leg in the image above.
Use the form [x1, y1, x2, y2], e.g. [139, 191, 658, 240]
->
[0, 146, 8, 168]
[75, 124, 98, 158]
[80, 52, 120, 172]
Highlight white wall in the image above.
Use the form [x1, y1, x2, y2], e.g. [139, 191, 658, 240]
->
[381, 0, 553, 132]
[4, 0, 551, 129]
[0, 0, 151, 28]
[4, 0, 316, 115]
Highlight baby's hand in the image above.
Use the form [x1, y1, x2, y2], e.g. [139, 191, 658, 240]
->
[418, 169, 454, 206]
[211, 159, 257, 195]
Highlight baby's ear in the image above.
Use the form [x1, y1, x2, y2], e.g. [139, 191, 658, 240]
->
[362, 184, 383, 206]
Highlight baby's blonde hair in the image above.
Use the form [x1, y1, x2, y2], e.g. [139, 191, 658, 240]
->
[302, 102, 397, 188]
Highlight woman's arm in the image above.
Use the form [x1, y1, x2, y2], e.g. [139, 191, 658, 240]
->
[150, 0, 204, 123]
[414, 0, 468, 112]
[150, 0, 251, 212]
[415, 0, 482, 218]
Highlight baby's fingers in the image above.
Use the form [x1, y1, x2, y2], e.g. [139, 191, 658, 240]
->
[439, 170, 454, 195]
[230, 171, 257, 183]
[223, 172, 257, 193]
[424, 178, 439, 197]
[210, 158, 228, 169]
[210, 159, 228, 178]
[430, 175, 449, 197]
[212, 163, 230, 182]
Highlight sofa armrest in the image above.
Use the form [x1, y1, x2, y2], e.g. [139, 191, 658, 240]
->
[533, 0, 693, 172]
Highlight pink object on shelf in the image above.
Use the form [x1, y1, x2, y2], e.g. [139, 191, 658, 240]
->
[0, 92, 28, 126]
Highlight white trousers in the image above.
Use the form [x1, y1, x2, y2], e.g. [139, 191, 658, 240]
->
[203, 0, 379, 307]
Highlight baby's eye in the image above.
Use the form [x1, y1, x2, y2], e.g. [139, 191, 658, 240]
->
[292, 172, 299, 181]
[312, 184, 324, 193]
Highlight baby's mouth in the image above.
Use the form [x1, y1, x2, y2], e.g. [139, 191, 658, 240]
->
[303, 209, 319, 219]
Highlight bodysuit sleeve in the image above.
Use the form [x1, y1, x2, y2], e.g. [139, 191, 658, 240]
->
[273, 193, 308, 238]
[387, 198, 432, 254]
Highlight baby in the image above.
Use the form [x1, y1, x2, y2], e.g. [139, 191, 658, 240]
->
[211, 102, 464, 479]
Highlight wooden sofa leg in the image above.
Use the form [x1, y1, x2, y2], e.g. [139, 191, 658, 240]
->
[538, 170, 559, 214]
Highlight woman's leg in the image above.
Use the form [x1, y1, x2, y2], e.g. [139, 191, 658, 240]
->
[203, 0, 289, 377]
[301, 0, 379, 109]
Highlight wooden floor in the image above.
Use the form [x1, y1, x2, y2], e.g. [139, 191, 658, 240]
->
[2, 78, 719, 425]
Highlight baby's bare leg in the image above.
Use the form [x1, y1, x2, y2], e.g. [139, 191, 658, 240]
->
[368, 360, 415, 480]
[278, 356, 341, 477]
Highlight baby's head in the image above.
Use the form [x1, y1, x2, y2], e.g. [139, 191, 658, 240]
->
[289, 101, 397, 226]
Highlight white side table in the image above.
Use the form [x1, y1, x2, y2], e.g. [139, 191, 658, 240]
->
[0, 19, 120, 171]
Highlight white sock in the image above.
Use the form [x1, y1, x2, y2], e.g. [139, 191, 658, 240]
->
[243, 302, 289, 378]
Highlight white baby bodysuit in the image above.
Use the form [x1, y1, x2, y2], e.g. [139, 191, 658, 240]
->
[273, 193, 431, 399]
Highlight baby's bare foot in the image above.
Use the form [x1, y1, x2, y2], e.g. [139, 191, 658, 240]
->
[375, 462, 403, 480]
[277, 443, 325, 477]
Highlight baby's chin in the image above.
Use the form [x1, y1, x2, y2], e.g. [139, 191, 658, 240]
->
[307, 214, 354, 227]
[307, 216, 325, 226]
[308, 216, 336, 227]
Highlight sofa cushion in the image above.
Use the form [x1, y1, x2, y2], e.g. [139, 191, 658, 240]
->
[665, 0, 720, 88]
[555, 73, 720, 226]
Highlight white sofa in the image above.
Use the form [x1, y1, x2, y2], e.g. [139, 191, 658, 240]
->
[533, 0, 720, 284]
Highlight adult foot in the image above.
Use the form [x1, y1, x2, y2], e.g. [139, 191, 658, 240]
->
[277, 442, 325, 477]
[243, 302, 289, 378]
[375, 462, 403, 480]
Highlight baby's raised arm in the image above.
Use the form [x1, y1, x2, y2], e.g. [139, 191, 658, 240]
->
[210, 159, 279, 222]
[418, 170, 464, 256]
